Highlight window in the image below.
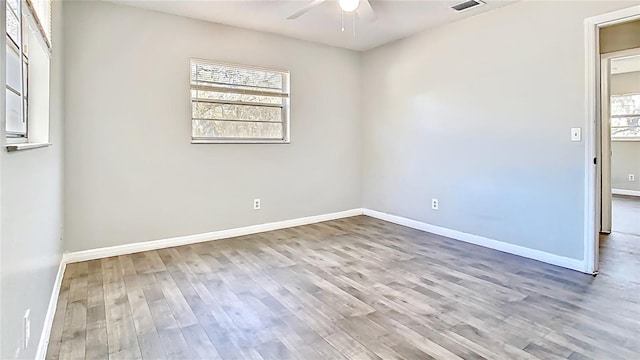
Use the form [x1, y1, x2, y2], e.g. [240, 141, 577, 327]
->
[190, 59, 290, 143]
[5, 0, 51, 147]
[611, 93, 640, 140]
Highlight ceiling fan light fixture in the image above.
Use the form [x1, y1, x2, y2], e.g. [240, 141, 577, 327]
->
[339, 0, 360, 13]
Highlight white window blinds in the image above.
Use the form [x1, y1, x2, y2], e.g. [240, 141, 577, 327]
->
[190, 59, 290, 143]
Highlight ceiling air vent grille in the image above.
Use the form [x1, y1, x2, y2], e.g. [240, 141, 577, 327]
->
[451, 0, 485, 12]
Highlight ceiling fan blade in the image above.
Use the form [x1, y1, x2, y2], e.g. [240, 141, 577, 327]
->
[287, 0, 327, 20]
[357, 0, 376, 22]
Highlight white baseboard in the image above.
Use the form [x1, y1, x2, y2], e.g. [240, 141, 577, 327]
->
[63, 208, 364, 264]
[41, 206, 588, 356]
[363, 209, 586, 273]
[62, 206, 589, 270]
[35, 259, 66, 360]
[39, 206, 592, 358]
[612, 188, 640, 197]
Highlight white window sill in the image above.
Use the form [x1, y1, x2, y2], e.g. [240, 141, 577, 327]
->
[612, 138, 640, 142]
[6, 142, 52, 152]
[191, 139, 291, 144]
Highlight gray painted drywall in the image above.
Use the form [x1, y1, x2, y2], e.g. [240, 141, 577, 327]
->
[612, 142, 640, 191]
[0, 1, 64, 358]
[611, 71, 640, 192]
[611, 71, 640, 94]
[361, 0, 638, 260]
[63, 1, 362, 252]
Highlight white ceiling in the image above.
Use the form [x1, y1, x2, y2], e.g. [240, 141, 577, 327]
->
[109, 0, 518, 51]
[611, 55, 640, 75]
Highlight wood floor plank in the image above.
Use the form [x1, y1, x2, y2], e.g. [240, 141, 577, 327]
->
[323, 330, 381, 360]
[254, 339, 297, 360]
[335, 315, 405, 359]
[46, 201, 640, 360]
[85, 305, 108, 360]
[58, 300, 87, 360]
[120, 257, 165, 360]
[102, 257, 143, 360]
[180, 324, 222, 359]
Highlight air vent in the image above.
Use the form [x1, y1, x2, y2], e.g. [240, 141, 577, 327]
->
[451, 0, 485, 12]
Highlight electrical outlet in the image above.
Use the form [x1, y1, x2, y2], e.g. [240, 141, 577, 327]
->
[23, 309, 30, 350]
[629, 174, 636, 182]
[431, 199, 439, 210]
[253, 199, 261, 210]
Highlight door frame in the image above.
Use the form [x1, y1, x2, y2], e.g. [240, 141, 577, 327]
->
[599, 48, 640, 236]
[599, 51, 612, 236]
[584, 5, 640, 274]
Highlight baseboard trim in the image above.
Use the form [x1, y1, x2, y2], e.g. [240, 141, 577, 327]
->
[62, 208, 364, 263]
[363, 209, 586, 273]
[35, 259, 66, 360]
[62, 206, 589, 270]
[42, 206, 588, 356]
[612, 188, 640, 197]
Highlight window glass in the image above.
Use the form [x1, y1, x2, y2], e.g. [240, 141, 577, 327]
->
[6, 45, 22, 91]
[190, 59, 290, 143]
[6, 5, 19, 44]
[6, 90, 25, 135]
[611, 94, 640, 139]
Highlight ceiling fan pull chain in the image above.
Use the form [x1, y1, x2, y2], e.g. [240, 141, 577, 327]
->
[341, 10, 345, 32]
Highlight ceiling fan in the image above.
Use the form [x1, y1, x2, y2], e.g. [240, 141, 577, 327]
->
[287, 0, 377, 22]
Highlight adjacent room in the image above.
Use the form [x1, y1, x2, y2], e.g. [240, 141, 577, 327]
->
[599, 44, 640, 279]
[1, 0, 639, 359]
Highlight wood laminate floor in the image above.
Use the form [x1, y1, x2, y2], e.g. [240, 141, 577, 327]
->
[47, 206, 640, 359]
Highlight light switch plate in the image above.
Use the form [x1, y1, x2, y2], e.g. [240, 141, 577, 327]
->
[571, 128, 581, 142]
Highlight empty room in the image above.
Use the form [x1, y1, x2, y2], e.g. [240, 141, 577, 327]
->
[1, 0, 639, 359]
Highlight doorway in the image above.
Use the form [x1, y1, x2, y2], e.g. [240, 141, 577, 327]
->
[585, 7, 640, 274]
[600, 49, 640, 234]
[598, 49, 640, 275]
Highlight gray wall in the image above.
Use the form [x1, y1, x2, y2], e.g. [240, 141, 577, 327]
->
[611, 71, 640, 94]
[63, 1, 362, 252]
[612, 142, 640, 191]
[0, 1, 64, 358]
[611, 71, 640, 192]
[361, 0, 638, 261]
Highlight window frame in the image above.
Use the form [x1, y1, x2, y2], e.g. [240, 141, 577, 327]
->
[5, 0, 29, 143]
[610, 92, 640, 142]
[190, 58, 291, 144]
[5, 0, 52, 150]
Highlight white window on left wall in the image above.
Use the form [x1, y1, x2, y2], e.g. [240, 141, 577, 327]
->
[5, 0, 51, 150]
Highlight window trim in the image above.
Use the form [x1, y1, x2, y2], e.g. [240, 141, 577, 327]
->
[24, 0, 51, 49]
[5, 0, 52, 150]
[189, 58, 291, 144]
[610, 92, 640, 141]
[5, 0, 29, 142]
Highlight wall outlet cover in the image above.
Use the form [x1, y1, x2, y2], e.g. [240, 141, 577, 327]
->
[570, 128, 581, 141]
[23, 309, 30, 350]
